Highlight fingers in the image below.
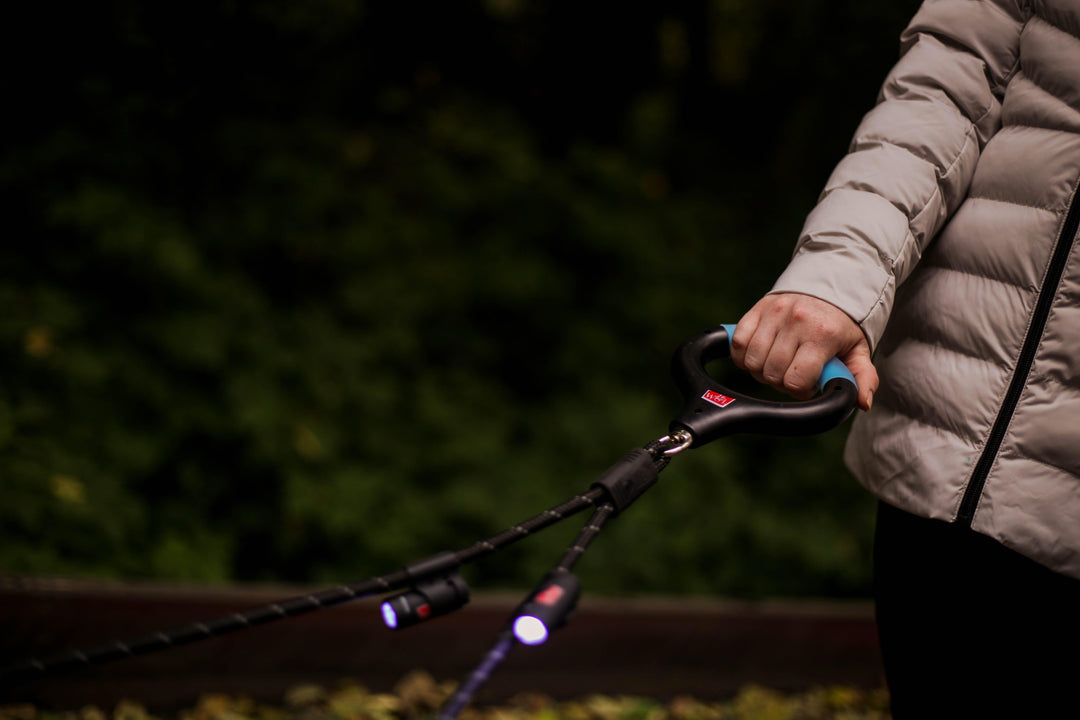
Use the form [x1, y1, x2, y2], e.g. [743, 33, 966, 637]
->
[783, 342, 832, 400]
[732, 294, 820, 396]
[731, 297, 790, 386]
[729, 305, 762, 371]
[730, 293, 878, 409]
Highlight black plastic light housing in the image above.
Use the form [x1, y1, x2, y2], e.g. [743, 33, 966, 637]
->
[381, 571, 470, 629]
[512, 572, 581, 645]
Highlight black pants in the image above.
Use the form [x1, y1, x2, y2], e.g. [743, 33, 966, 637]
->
[874, 501, 1080, 718]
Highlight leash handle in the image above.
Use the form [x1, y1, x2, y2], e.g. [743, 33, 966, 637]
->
[669, 324, 858, 448]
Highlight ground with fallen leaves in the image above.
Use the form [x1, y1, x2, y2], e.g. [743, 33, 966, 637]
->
[1, 672, 891, 720]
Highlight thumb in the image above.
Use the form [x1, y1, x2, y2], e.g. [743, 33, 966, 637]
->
[841, 345, 879, 412]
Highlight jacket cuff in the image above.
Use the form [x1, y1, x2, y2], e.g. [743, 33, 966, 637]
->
[775, 259, 905, 361]
[768, 187, 917, 353]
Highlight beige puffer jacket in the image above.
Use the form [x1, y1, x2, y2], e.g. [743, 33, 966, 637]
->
[770, 0, 1080, 578]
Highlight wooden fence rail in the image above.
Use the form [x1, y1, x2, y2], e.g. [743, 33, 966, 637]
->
[0, 578, 885, 710]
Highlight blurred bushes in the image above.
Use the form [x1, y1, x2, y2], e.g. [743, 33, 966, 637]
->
[0, 0, 920, 596]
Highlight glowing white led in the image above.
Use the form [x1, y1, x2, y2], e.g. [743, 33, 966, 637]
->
[512, 615, 549, 645]
[381, 601, 398, 629]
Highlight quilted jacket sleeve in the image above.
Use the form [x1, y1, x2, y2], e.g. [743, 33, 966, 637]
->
[769, 0, 1027, 351]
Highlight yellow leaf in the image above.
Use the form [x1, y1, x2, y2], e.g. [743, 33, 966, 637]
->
[293, 424, 324, 459]
[51, 475, 86, 504]
[24, 327, 53, 358]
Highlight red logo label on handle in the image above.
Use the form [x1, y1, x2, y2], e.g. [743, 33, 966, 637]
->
[702, 390, 735, 408]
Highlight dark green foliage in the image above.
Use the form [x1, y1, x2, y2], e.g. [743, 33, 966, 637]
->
[0, 0, 920, 596]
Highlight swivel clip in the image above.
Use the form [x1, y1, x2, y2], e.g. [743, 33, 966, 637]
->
[652, 428, 693, 457]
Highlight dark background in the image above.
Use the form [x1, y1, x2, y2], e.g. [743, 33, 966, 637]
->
[0, 0, 922, 599]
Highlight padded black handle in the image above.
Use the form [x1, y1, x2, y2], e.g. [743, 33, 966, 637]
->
[670, 325, 858, 447]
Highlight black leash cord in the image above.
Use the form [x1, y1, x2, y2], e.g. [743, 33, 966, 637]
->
[0, 487, 609, 687]
[0, 571, 408, 686]
[553, 502, 617, 574]
[435, 630, 516, 720]
[436, 501, 620, 720]
[455, 488, 607, 566]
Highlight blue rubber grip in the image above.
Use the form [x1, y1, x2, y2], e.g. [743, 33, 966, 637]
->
[818, 357, 857, 392]
[721, 324, 857, 392]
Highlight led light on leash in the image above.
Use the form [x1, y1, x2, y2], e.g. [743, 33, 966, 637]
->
[512, 572, 581, 645]
[381, 570, 470, 629]
[381, 551, 471, 629]
[511, 616, 548, 645]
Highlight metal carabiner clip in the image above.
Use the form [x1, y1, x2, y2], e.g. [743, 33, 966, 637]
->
[653, 428, 694, 456]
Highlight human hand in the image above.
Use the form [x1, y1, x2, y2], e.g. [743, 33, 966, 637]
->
[730, 293, 878, 411]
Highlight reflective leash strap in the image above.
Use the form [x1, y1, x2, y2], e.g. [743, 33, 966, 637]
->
[0, 572, 407, 685]
[435, 631, 516, 720]
[554, 502, 617, 574]
[435, 503, 619, 720]
[0, 488, 608, 687]
[433, 433, 677, 720]
[455, 488, 607, 566]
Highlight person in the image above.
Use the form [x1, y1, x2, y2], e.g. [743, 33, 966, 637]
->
[728, 0, 1080, 716]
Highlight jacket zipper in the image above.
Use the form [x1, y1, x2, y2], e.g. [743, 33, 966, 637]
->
[956, 183, 1080, 527]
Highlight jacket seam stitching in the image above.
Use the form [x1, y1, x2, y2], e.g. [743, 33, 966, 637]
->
[1006, 69, 1080, 123]
[857, 231, 911, 329]
[965, 193, 1058, 213]
[912, 262, 1031, 292]
[980, 0, 1029, 34]
[893, 125, 975, 298]
[874, 395, 982, 448]
[998, 4, 1031, 90]
[884, 335, 1013, 450]
[1027, 13, 1080, 49]
[998, 448, 1080, 479]
[902, 335, 1007, 371]
[970, 102, 995, 131]
[854, 119, 979, 183]
[905, 123, 979, 248]
[909, 183, 944, 240]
